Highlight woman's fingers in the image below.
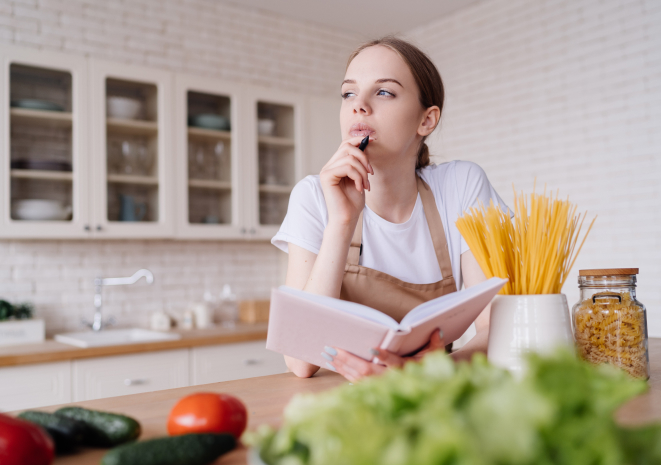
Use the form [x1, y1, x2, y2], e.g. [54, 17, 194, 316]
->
[324, 157, 370, 192]
[327, 348, 386, 381]
[324, 138, 374, 175]
[413, 329, 446, 361]
[371, 349, 406, 368]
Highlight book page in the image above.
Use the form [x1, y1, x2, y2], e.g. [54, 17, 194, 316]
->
[278, 286, 400, 331]
[399, 278, 508, 329]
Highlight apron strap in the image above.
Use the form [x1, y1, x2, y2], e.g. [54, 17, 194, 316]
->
[345, 176, 453, 280]
[346, 211, 363, 266]
[416, 176, 454, 279]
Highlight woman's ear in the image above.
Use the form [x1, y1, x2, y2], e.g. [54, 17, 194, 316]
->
[418, 105, 441, 137]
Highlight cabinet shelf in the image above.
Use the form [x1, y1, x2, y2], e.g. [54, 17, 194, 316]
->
[10, 169, 73, 182]
[258, 135, 295, 147]
[188, 179, 232, 190]
[10, 108, 72, 128]
[187, 127, 231, 140]
[259, 184, 293, 194]
[107, 174, 159, 185]
[107, 118, 158, 136]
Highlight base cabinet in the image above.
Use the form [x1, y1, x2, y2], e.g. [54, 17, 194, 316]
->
[72, 349, 189, 402]
[0, 361, 71, 412]
[191, 340, 288, 385]
[1, 340, 286, 411]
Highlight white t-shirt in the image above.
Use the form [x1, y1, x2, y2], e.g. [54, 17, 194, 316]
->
[271, 160, 510, 291]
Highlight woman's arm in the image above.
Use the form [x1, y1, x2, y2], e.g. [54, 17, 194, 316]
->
[451, 249, 491, 362]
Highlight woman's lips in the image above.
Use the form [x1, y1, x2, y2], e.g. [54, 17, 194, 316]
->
[349, 122, 376, 138]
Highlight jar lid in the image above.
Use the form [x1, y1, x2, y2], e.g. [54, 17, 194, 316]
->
[579, 268, 639, 276]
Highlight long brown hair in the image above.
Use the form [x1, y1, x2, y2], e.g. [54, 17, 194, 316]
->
[346, 37, 444, 170]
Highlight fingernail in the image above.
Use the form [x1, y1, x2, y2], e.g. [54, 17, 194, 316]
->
[368, 163, 374, 174]
[321, 352, 334, 362]
[324, 346, 338, 356]
[439, 329, 444, 340]
[325, 362, 337, 372]
[370, 348, 380, 356]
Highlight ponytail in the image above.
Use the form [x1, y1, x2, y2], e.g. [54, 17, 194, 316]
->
[416, 140, 431, 170]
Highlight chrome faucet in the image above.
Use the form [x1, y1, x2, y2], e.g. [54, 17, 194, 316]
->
[83, 269, 154, 332]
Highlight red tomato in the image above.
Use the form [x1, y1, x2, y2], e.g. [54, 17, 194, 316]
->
[167, 392, 247, 439]
[0, 413, 54, 465]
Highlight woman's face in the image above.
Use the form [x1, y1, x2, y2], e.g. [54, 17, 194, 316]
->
[340, 45, 434, 163]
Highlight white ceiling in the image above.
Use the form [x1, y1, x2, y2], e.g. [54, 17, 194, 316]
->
[223, 0, 483, 38]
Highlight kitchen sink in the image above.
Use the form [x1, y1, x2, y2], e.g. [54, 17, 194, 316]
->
[54, 328, 181, 348]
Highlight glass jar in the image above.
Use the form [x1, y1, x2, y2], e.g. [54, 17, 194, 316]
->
[572, 268, 649, 379]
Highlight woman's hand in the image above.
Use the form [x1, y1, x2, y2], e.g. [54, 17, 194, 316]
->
[324, 329, 445, 382]
[319, 136, 374, 226]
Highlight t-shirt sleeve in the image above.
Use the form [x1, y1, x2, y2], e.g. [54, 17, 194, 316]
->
[271, 176, 326, 254]
[454, 161, 512, 254]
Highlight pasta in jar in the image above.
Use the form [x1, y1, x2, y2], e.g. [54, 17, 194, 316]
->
[572, 269, 649, 379]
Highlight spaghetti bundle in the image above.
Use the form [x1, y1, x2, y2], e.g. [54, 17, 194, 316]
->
[456, 186, 596, 295]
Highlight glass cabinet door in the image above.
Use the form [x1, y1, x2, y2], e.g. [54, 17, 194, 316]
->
[90, 60, 173, 237]
[0, 47, 89, 238]
[174, 75, 242, 239]
[257, 102, 296, 227]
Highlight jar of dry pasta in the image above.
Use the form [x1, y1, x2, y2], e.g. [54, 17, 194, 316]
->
[572, 268, 649, 379]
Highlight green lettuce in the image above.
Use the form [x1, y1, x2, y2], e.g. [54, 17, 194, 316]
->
[247, 351, 657, 465]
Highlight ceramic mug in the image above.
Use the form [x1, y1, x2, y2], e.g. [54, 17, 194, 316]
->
[487, 294, 574, 375]
[119, 194, 146, 222]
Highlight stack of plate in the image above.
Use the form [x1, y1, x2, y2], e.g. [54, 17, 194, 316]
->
[11, 99, 65, 112]
[188, 114, 230, 131]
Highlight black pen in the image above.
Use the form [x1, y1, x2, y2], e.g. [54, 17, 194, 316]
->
[358, 134, 369, 152]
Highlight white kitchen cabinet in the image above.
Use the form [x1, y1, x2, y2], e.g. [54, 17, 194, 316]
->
[242, 87, 307, 240]
[174, 73, 246, 239]
[89, 59, 175, 238]
[191, 340, 288, 385]
[0, 361, 71, 412]
[72, 349, 189, 402]
[0, 44, 339, 240]
[0, 45, 90, 239]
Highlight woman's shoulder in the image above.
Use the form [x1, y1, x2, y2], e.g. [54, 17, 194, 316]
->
[418, 160, 488, 187]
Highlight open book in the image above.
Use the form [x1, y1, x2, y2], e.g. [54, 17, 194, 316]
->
[266, 277, 507, 368]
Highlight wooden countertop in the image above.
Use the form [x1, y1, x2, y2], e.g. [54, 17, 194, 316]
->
[11, 338, 660, 465]
[0, 323, 268, 367]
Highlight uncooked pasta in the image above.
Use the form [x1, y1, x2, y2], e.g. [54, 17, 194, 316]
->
[455, 186, 596, 295]
[573, 291, 648, 379]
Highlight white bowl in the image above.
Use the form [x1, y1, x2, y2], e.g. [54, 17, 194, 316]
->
[12, 199, 72, 221]
[107, 96, 142, 120]
[257, 119, 276, 136]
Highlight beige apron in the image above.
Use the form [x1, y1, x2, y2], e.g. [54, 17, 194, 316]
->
[340, 176, 458, 326]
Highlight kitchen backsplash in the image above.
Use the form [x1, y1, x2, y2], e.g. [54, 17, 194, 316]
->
[0, 240, 284, 335]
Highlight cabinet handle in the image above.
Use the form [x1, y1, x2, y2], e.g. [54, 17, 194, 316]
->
[240, 227, 247, 234]
[124, 378, 148, 386]
[244, 358, 263, 366]
[249, 228, 256, 234]
[84, 225, 91, 232]
[96, 225, 103, 231]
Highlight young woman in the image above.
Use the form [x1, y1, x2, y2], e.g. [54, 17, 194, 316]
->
[271, 37, 510, 382]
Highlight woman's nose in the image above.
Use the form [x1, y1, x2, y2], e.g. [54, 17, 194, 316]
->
[352, 96, 371, 115]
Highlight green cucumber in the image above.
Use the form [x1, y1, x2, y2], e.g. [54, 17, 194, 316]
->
[54, 406, 141, 447]
[17, 410, 86, 453]
[101, 433, 236, 465]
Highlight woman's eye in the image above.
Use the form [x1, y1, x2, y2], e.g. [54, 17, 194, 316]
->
[377, 89, 394, 97]
[341, 92, 355, 99]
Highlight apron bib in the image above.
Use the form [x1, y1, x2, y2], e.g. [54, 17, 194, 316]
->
[340, 176, 458, 323]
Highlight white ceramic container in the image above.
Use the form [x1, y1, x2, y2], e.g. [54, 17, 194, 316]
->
[0, 319, 45, 346]
[488, 294, 574, 375]
[12, 199, 72, 221]
[107, 96, 141, 119]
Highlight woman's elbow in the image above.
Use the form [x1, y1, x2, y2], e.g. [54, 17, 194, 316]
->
[285, 355, 320, 378]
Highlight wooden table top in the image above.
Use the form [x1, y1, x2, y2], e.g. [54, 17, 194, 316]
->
[0, 323, 268, 367]
[17, 338, 661, 465]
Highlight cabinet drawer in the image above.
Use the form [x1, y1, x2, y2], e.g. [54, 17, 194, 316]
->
[72, 349, 189, 402]
[0, 361, 71, 412]
[191, 340, 287, 385]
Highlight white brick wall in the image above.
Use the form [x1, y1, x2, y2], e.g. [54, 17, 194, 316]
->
[407, 0, 661, 335]
[0, 0, 361, 334]
[0, 240, 282, 335]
